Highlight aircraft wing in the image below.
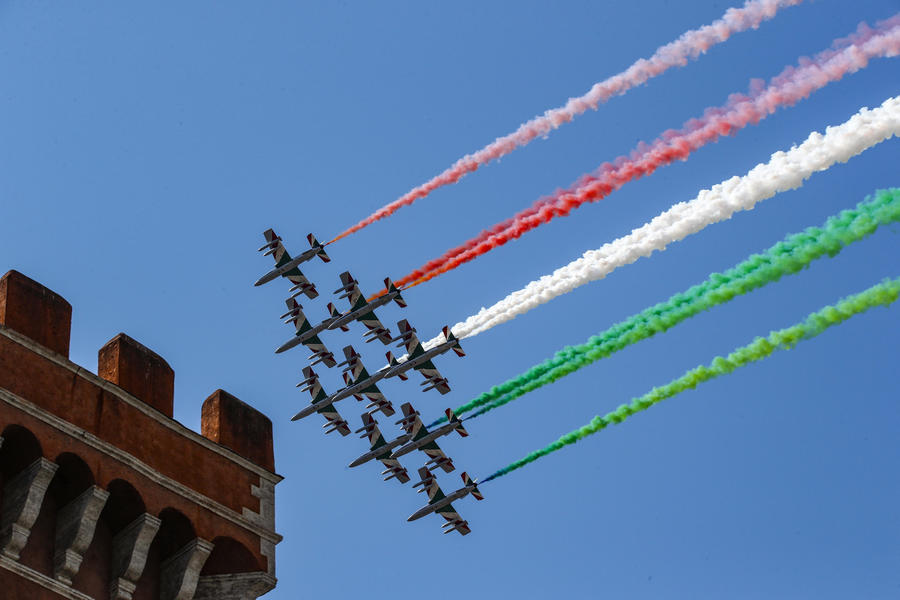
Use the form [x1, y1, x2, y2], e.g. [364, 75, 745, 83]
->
[414, 467, 446, 504]
[342, 372, 394, 417]
[414, 360, 451, 395]
[394, 319, 425, 358]
[355, 310, 393, 345]
[376, 456, 410, 483]
[315, 403, 351, 436]
[302, 334, 336, 368]
[397, 402, 426, 437]
[436, 505, 471, 536]
[284, 268, 318, 300]
[339, 345, 367, 382]
[418, 440, 454, 473]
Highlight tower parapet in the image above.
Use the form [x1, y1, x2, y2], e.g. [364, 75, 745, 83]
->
[0, 269, 280, 600]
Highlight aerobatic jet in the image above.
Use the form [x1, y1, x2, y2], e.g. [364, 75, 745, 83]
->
[390, 404, 467, 469]
[275, 298, 346, 356]
[298, 346, 388, 410]
[348, 412, 410, 483]
[383, 320, 465, 394]
[290, 347, 394, 421]
[408, 468, 484, 536]
[326, 271, 405, 344]
[255, 228, 329, 290]
[338, 367, 395, 417]
[293, 366, 350, 435]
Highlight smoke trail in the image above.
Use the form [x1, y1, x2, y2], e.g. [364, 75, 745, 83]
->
[416, 94, 900, 351]
[483, 277, 900, 482]
[427, 189, 900, 427]
[331, 0, 807, 243]
[396, 17, 900, 289]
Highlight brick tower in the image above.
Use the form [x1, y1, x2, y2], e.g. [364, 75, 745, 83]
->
[0, 270, 281, 599]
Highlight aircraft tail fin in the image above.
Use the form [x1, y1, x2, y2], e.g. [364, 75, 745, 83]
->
[327, 302, 350, 331]
[446, 408, 468, 437]
[443, 326, 465, 357]
[385, 278, 407, 308]
[307, 233, 331, 263]
[386, 352, 408, 381]
[462, 472, 484, 500]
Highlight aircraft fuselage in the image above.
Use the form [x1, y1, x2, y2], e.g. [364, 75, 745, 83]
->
[407, 486, 474, 522]
[329, 370, 388, 404]
[386, 342, 453, 378]
[390, 423, 458, 459]
[328, 293, 396, 331]
[291, 396, 343, 422]
[255, 248, 319, 286]
[275, 319, 333, 354]
[348, 433, 411, 468]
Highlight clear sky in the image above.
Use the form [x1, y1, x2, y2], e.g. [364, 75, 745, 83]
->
[1, 1, 898, 598]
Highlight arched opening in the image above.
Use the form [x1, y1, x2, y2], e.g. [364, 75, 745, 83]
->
[73, 479, 148, 597]
[102, 479, 147, 535]
[200, 537, 262, 575]
[155, 508, 196, 561]
[49, 452, 95, 506]
[18, 452, 96, 575]
[135, 507, 197, 600]
[0, 424, 43, 481]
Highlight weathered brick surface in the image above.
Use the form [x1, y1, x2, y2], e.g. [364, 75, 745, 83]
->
[0, 271, 71, 358]
[0, 403, 267, 593]
[0, 334, 266, 518]
[201, 391, 275, 472]
[98, 334, 175, 418]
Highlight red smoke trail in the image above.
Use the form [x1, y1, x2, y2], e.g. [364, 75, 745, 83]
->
[330, 0, 806, 243]
[394, 17, 900, 289]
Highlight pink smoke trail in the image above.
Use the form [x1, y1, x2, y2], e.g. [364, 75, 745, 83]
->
[332, 0, 806, 242]
[393, 16, 900, 289]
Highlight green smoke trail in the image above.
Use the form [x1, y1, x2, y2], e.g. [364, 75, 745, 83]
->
[482, 277, 900, 482]
[430, 188, 900, 428]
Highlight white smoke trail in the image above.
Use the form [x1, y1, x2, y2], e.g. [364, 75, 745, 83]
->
[423, 95, 900, 348]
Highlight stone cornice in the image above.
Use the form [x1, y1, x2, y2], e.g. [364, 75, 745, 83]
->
[0, 325, 282, 484]
[0, 386, 282, 546]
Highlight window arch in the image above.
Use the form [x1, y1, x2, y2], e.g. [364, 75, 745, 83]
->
[201, 536, 262, 575]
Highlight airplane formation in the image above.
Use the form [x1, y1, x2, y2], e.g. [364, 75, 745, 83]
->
[255, 228, 483, 536]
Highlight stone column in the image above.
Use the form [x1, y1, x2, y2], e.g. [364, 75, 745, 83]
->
[108, 513, 161, 600]
[0, 457, 58, 559]
[53, 485, 110, 585]
[194, 572, 277, 600]
[160, 538, 213, 600]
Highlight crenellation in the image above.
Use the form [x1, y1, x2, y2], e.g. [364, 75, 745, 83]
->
[0, 269, 280, 599]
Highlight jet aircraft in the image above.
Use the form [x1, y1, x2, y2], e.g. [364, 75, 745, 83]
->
[338, 368, 395, 417]
[290, 347, 394, 421]
[293, 366, 350, 435]
[326, 272, 405, 344]
[390, 405, 467, 471]
[408, 468, 484, 535]
[388, 403, 460, 472]
[383, 320, 465, 394]
[255, 228, 329, 290]
[348, 412, 410, 483]
[275, 298, 347, 356]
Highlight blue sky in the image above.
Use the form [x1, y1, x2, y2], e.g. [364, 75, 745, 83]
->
[1, 1, 898, 598]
